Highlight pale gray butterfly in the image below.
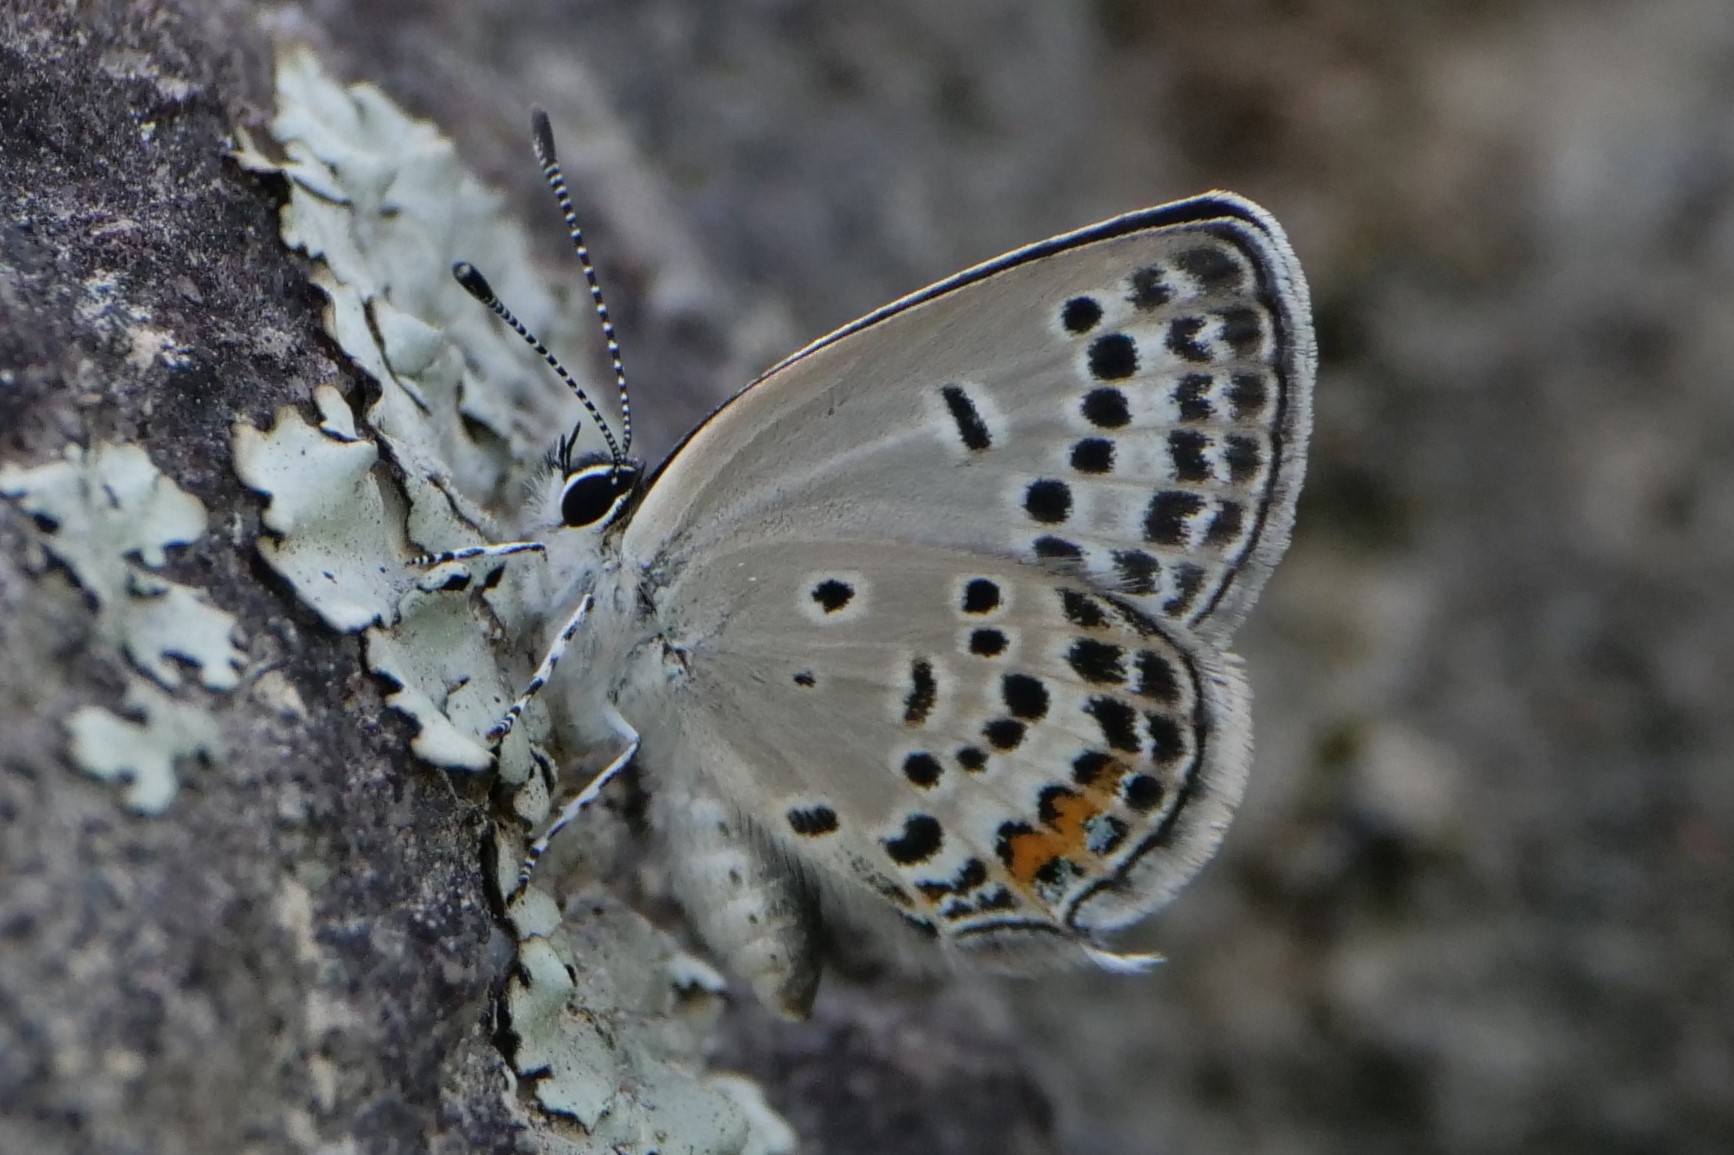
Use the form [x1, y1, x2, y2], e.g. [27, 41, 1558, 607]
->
[430, 110, 1315, 1017]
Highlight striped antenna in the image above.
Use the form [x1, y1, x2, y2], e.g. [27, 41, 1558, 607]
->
[451, 262, 624, 468]
[530, 108, 634, 460]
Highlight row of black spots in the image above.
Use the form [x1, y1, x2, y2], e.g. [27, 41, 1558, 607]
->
[961, 577, 1003, 615]
[1175, 243, 1246, 295]
[1170, 370, 1273, 425]
[810, 577, 854, 613]
[940, 886, 1019, 922]
[1066, 641, 1184, 705]
[1166, 309, 1265, 365]
[787, 804, 840, 838]
[1174, 373, 1214, 422]
[903, 658, 937, 726]
[1088, 333, 1139, 381]
[1167, 431, 1263, 487]
[1024, 478, 1073, 525]
[903, 751, 943, 789]
[1163, 562, 1207, 619]
[1071, 437, 1114, 475]
[916, 857, 989, 902]
[940, 384, 992, 452]
[968, 626, 1009, 657]
[1112, 549, 1159, 596]
[883, 813, 944, 865]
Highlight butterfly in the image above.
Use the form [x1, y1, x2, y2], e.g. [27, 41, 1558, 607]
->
[432, 110, 1315, 1018]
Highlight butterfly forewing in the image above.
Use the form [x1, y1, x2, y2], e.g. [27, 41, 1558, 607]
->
[625, 194, 1314, 644]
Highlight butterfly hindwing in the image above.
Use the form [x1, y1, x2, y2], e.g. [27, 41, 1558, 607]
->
[615, 542, 1250, 963]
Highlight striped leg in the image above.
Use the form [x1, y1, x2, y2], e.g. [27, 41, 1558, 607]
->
[408, 540, 546, 568]
[516, 723, 641, 893]
[486, 593, 594, 745]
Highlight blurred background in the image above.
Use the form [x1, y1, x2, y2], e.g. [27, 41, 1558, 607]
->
[11, 1, 1730, 1151]
[314, 3, 1733, 1151]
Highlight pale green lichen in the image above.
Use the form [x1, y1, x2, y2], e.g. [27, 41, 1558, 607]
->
[0, 441, 245, 691]
[1, 440, 242, 809]
[65, 680, 223, 814]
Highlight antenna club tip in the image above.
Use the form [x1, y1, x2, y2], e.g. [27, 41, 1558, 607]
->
[530, 107, 556, 164]
[452, 261, 492, 299]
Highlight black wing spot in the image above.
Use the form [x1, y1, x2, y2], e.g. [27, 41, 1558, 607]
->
[1088, 333, 1139, 381]
[1176, 244, 1244, 293]
[1070, 437, 1114, 474]
[1062, 295, 1103, 334]
[1147, 713, 1186, 765]
[1204, 501, 1244, 548]
[787, 805, 840, 837]
[1175, 373, 1214, 421]
[1128, 266, 1171, 311]
[1072, 750, 1114, 786]
[1163, 562, 1206, 617]
[1081, 386, 1131, 429]
[984, 718, 1027, 751]
[1111, 549, 1159, 596]
[811, 578, 854, 613]
[1225, 435, 1262, 483]
[962, 578, 1002, 614]
[1067, 638, 1127, 686]
[903, 659, 937, 725]
[969, 628, 1008, 657]
[1123, 774, 1165, 812]
[1059, 588, 1108, 629]
[903, 752, 943, 789]
[1024, 479, 1073, 525]
[1002, 673, 1050, 721]
[1038, 784, 1084, 826]
[884, 814, 944, 864]
[940, 384, 992, 451]
[793, 670, 816, 688]
[1084, 696, 1142, 753]
[1132, 651, 1180, 703]
[1166, 316, 1211, 363]
[1168, 430, 1211, 482]
[1034, 536, 1084, 564]
[1229, 372, 1268, 419]
[1220, 307, 1263, 356]
[1144, 491, 1206, 547]
[957, 746, 989, 772]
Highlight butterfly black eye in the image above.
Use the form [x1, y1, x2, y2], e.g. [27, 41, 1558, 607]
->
[560, 462, 640, 528]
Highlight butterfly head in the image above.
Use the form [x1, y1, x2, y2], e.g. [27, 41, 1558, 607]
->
[545, 436, 643, 532]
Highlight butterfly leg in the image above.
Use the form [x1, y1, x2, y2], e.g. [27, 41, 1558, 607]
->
[406, 540, 547, 568]
[514, 711, 640, 893]
[486, 592, 595, 747]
